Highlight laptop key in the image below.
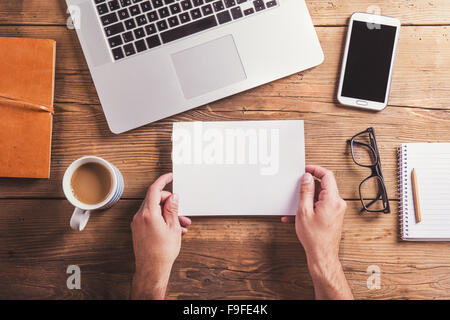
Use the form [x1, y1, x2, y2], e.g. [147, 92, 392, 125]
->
[158, 7, 170, 18]
[145, 23, 157, 35]
[181, 0, 193, 10]
[152, 0, 164, 8]
[105, 22, 125, 36]
[141, 1, 153, 11]
[118, 8, 130, 19]
[224, 0, 235, 7]
[122, 31, 135, 42]
[124, 43, 136, 56]
[130, 4, 142, 15]
[170, 3, 181, 14]
[216, 10, 231, 24]
[160, 15, 217, 43]
[135, 39, 147, 52]
[236, 0, 246, 3]
[201, 4, 213, 15]
[108, 35, 123, 47]
[243, 7, 254, 15]
[120, 0, 132, 6]
[164, 0, 175, 4]
[134, 27, 146, 38]
[136, 14, 148, 25]
[156, 19, 168, 31]
[95, 0, 106, 3]
[124, 18, 137, 29]
[230, 6, 242, 19]
[192, 0, 204, 6]
[179, 12, 191, 23]
[213, 1, 224, 12]
[97, 3, 109, 15]
[190, 8, 202, 19]
[147, 10, 159, 21]
[146, 35, 162, 49]
[108, 0, 121, 11]
[168, 16, 180, 27]
[266, 0, 276, 7]
[253, 0, 265, 11]
[112, 46, 125, 60]
[101, 12, 118, 26]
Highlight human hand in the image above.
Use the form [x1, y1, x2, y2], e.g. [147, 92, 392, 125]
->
[131, 173, 191, 300]
[282, 165, 352, 299]
[282, 165, 346, 265]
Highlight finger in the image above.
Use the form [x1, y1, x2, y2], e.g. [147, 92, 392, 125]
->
[142, 190, 171, 218]
[281, 216, 295, 223]
[147, 173, 173, 211]
[163, 194, 180, 227]
[161, 191, 172, 203]
[150, 173, 173, 192]
[179, 216, 192, 227]
[318, 189, 328, 201]
[181, 227, 188, 235]
[297, 172, 315, 217]
[306, 165, 339, 196]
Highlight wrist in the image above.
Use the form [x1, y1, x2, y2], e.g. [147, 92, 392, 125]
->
[305, 253, 353, 300]
[132, 266, 172, 300]
[306, 253, 342, 282]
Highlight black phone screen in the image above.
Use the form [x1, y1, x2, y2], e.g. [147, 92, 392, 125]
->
[341, 20, 397, 103]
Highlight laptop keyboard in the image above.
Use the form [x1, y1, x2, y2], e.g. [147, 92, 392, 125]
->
[94, 0, 279, 61]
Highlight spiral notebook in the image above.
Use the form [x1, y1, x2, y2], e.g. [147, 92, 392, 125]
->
[398, 143, 450, 241]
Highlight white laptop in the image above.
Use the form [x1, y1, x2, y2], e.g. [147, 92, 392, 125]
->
[67, 0, 323, 133]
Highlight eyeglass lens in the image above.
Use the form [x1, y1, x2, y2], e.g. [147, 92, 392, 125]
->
[351, 132, 377, 167]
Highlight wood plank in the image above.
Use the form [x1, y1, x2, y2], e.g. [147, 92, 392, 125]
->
[1, 199, 450, 299]
[1, 0, 449, 26]
[2, 101, 450, 200]
[0, 24, 449, 199]
[0, 26, 448, 109]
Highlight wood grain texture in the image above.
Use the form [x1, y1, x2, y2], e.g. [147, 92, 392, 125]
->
[2, 200, 450, 300]
[1, 0, 450, 300]
[0, 25, 449, 199]
[0, 0, 449, 26]
[2, 102, 450, 200]
[0, 25, 448, 108]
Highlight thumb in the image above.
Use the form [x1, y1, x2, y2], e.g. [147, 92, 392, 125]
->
[297, 172, 315, 216]
[163, 194, 180, 227]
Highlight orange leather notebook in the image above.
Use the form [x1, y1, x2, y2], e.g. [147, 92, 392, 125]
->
[0, 37, 56, 178]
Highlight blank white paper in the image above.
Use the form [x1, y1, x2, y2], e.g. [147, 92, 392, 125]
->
[172, 120, 305, 216]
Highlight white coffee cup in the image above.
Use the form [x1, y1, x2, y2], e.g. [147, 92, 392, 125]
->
[62, 156, 124, 231]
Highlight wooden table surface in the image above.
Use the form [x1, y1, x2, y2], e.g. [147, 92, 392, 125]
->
[1, 0, 450, 300]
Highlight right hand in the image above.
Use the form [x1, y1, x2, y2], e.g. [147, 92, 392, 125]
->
[282, 165, 347, 268]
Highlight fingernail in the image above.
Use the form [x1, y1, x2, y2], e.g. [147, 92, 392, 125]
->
[301, 172, 313, 184]
[171, 194, 179, 204]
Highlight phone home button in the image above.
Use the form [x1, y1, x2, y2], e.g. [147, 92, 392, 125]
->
[356, 100, 368, 106]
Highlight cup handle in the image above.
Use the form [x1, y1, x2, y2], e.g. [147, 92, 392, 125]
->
[70, 207, 91, 231]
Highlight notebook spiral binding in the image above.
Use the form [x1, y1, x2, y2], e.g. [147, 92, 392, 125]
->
[398, 144, 409, 239]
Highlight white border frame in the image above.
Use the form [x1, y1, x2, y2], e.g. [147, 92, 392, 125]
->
[337, 12, 401, 111]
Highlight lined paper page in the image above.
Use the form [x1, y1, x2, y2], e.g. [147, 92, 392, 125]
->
[404, 143, 450, 240]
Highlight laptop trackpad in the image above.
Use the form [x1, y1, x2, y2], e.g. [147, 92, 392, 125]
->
[171, 35, 247, 99]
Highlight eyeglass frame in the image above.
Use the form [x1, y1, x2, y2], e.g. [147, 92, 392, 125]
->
[347, 127, 391, 214]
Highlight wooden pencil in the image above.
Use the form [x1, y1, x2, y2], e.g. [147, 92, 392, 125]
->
[411, 168, 422, 223]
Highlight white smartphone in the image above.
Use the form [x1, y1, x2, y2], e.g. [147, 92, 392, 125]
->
[337, 12, 401, 111]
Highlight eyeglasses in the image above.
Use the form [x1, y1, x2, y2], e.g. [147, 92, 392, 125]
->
[348, 128, 390, 214]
